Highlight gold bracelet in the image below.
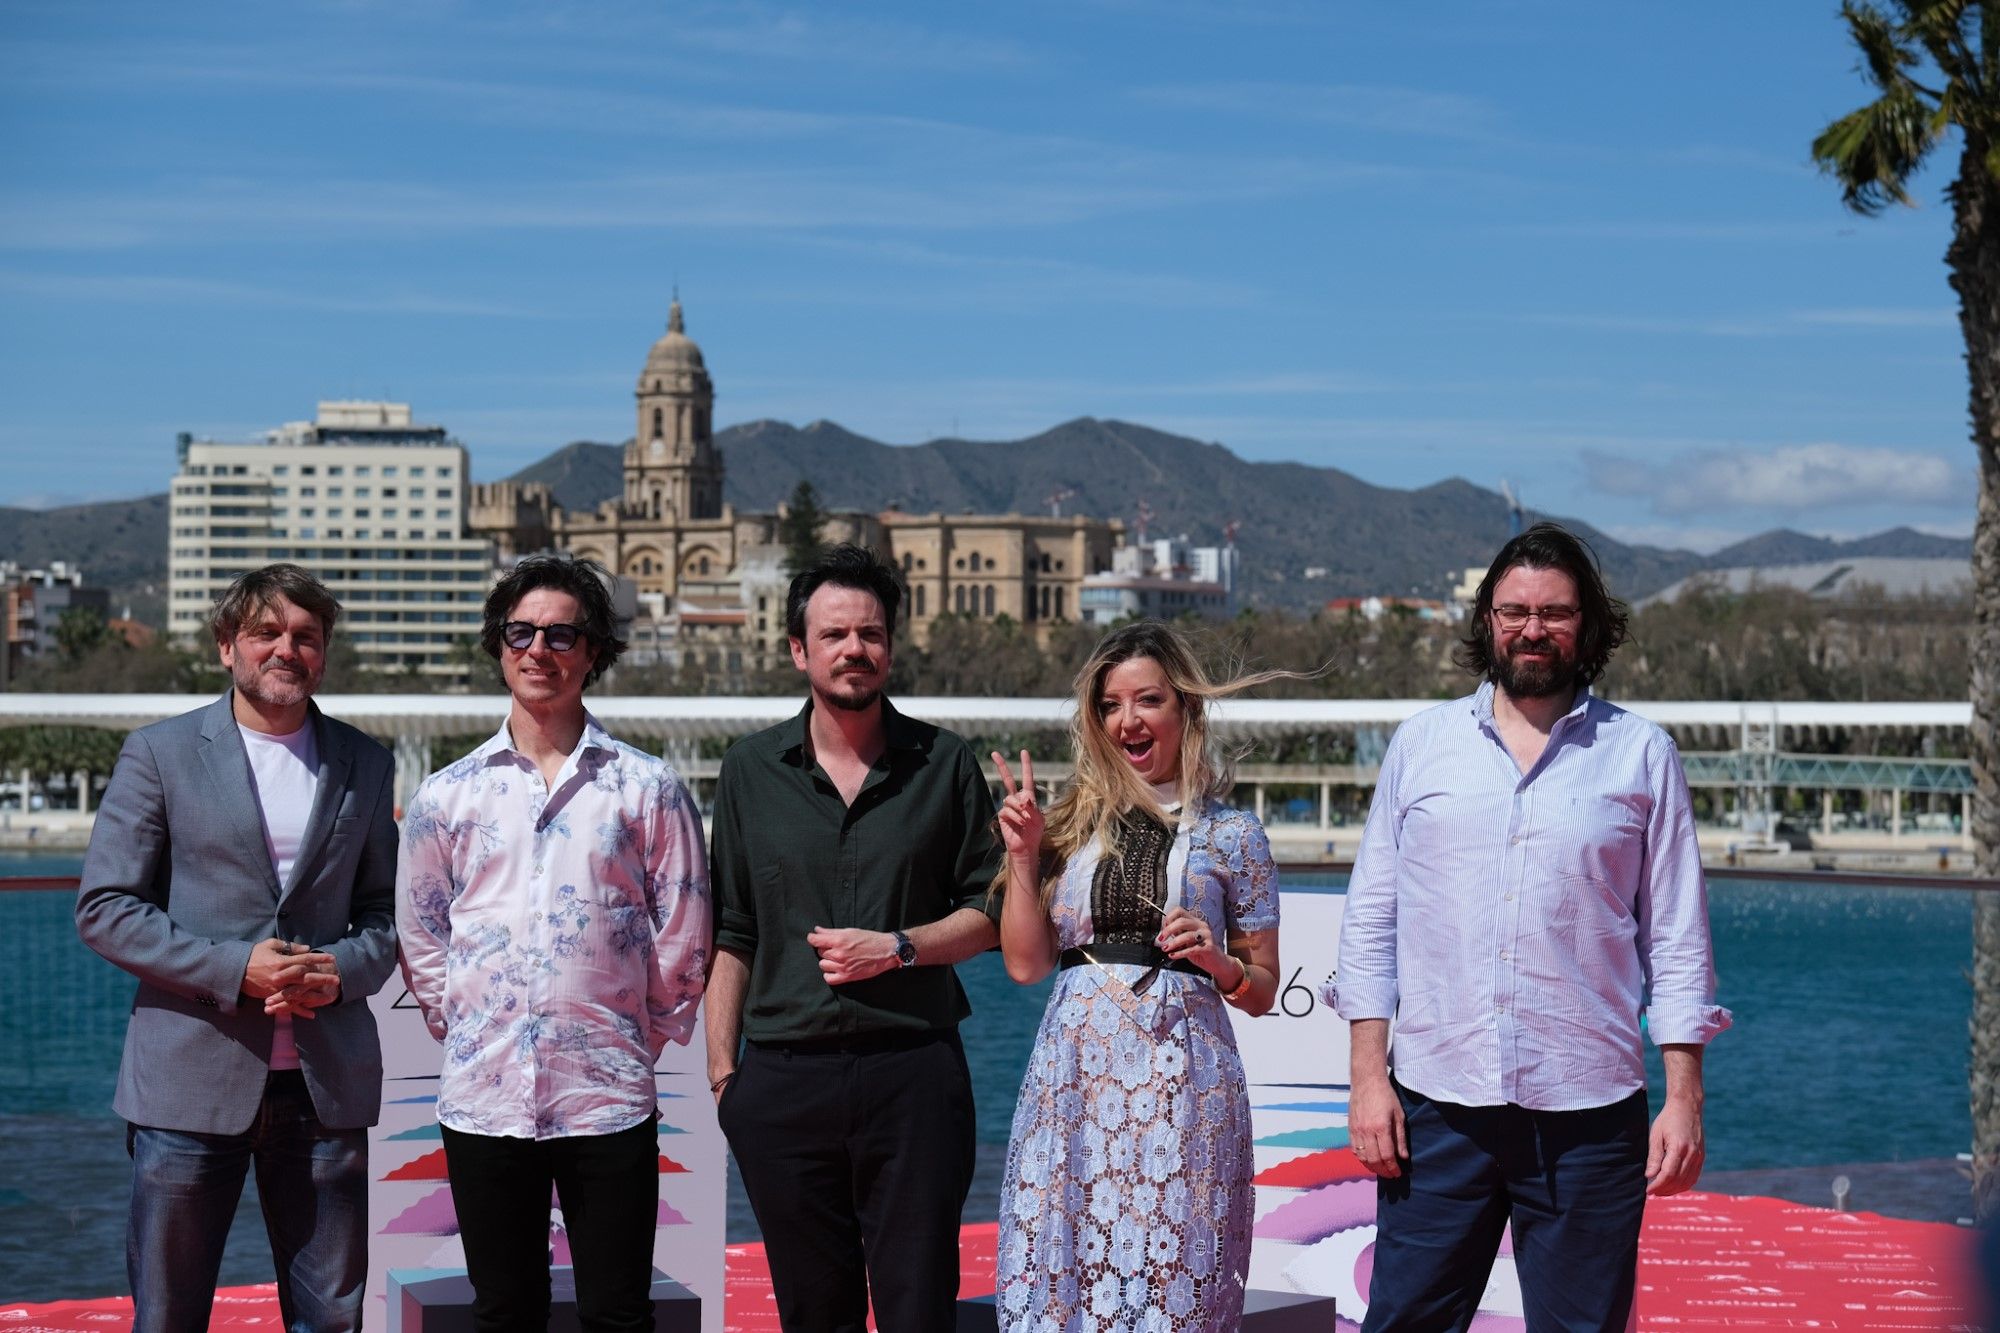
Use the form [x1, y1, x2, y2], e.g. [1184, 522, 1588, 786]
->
[1222, 956, 1254, 1002]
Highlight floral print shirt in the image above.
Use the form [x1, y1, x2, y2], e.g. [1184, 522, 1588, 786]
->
[395, 714, 710, 1139]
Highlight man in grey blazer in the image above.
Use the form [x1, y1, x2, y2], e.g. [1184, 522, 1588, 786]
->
[77, 564, 399, 1333]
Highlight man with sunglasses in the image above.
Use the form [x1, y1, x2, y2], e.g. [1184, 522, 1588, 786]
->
[1330, 523, 1730, 1332]
[396, 555, 709, 1333]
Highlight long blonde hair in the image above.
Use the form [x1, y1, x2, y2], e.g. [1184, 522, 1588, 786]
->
[1001, 620, 1305, 912]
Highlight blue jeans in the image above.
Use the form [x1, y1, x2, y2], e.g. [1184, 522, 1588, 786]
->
[127, 1070, 369, 1333]
[1361, 1083, 1649, 1333]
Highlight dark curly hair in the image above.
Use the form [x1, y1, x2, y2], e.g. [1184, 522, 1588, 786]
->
[785, 543, 906, 643]
[1454, 522, 1628, 687]
[481, 554, 626, 688]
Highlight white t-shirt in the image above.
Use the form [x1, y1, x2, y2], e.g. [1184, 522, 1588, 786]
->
[239, 721, 321, 1072]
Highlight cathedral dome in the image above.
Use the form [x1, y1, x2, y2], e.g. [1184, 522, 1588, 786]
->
[642, 299, 705, 378]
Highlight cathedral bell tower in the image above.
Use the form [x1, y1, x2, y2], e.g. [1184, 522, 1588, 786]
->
[627, 298, 723, 521]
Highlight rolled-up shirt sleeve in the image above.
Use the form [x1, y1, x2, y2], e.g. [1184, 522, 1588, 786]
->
[645, 773, 711, 1056]
[709, 756, 758, 958]
[1637, 736, 1732, 1046]
[1329, 730, 1406, 1022]
[394, 782, 455, 1043]
[949, 743, 1003, 923]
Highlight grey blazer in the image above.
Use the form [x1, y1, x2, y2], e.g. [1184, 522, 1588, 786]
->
[76, 692, 400, 1134]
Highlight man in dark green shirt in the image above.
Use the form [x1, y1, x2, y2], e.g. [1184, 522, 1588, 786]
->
[706, 544, 1000, 1333]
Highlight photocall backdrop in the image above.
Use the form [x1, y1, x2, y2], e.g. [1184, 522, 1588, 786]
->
[362, 887, 1529, 1331]
[1235, 887, 1537, 1327]
[364, 985, 726, 1333]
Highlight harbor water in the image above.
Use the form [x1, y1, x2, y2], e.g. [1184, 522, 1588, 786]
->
[0, 851, 1978, 1302]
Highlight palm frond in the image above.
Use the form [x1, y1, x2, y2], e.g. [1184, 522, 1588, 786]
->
[1906, 0, 1984, 91]
[1812, 85, 1947, 213]
[1980, 0, 2000, 90]
[1846, 0, 1926, 91]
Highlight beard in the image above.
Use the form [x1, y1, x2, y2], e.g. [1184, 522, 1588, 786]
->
[1491, 636, 1577, 700]
[819, 657, 884, 712]
[234, 657, 319, 710]
[824, 684, 882, 712]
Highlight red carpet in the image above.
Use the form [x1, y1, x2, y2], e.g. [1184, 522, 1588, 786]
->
[0, 1205, 1983, 1331]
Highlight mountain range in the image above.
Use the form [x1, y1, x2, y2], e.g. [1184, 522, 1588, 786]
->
[2, 418, 1971, 624]
[507, 417, 1972, 607]
[1, 493, 170, 624]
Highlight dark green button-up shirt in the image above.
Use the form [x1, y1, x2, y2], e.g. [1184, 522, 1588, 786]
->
[709, 699, 1001, 1043]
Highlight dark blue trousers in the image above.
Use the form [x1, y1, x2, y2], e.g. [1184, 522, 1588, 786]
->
[1361, 1082, 1649, 1333]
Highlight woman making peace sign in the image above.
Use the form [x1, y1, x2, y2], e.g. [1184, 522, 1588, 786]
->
[990, 622, 1286, 1331]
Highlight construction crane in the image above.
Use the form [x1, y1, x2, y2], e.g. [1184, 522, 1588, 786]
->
[1498, 480, 1524, 537]
[1044, 487, 1077, 518]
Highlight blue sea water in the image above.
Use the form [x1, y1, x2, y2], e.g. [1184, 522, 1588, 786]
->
[0, 852, 1979, 1301]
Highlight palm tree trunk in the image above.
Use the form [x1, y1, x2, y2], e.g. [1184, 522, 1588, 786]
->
[1946, 137, 2000, 1223]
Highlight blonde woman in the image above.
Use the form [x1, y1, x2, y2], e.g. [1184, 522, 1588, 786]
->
[990, 621, 1284, 1331]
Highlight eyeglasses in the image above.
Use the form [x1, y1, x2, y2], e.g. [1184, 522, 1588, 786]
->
[500, 621, 585, 652]
[1492, 604, 1579, 631]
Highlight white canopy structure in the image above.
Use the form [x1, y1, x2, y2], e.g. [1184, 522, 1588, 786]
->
[0, 695, 1976, 839]
[0, 693, 1973, 743]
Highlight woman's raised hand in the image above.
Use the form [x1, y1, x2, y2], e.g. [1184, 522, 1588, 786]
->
[992, 750, 1045, 864]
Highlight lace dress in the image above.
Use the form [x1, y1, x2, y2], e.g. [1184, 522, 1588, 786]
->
[995, 799, 1279, 1331]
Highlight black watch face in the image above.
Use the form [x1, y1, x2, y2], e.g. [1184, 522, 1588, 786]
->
[897, 933, 917, 965]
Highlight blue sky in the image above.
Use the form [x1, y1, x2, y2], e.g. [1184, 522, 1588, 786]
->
[0, 0, 1977, 552]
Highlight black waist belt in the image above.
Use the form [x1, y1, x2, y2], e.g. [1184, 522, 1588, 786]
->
[1059, 943, 1204, 975]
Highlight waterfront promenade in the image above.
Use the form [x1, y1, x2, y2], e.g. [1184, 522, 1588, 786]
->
[1, 694, 1981, 874]
[3, 694, 1990, 1323]
[4, 851, 1993, 1327]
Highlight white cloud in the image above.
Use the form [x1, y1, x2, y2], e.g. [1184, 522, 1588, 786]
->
[1507, 307, 1955, 339]
[1596, 521, 1765, 555]
[1498, 220, 1915, 243]
[0, 144, 1375, 251]
[1584, 442, 1968, 515]
[0, 270, 551, 317]
[1788, 307, 1956, 329]
[1134, 80, 1510, 143]
[661, 3, 1038, 70]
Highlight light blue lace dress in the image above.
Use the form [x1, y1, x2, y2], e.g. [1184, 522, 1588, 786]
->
[995, 798, 1279, 1331]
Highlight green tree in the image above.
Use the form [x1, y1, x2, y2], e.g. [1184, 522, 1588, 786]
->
[779, 479, 829, 576]
[0, 724, 126, 809]
[53, 607, 110, 664]
[11, 632, 209, 694]
[1812, 0, 2000, 1218]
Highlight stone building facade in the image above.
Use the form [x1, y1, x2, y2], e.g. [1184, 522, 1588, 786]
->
[467, 301, 1122, 657]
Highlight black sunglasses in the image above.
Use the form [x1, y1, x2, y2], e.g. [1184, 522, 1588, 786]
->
[500, 620, 585, 653]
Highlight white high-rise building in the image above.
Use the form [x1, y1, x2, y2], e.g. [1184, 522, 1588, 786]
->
[167, 401, 493, 676]
[1078, 533, 1239, 625]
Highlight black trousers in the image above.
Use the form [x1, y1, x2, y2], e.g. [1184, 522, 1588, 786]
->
[720, 1029, 977, 1332]
[1362, 1084, 1650, 1333]
[439, 1116, 661, 1333]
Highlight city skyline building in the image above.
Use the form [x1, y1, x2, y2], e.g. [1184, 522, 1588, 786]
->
[167, 402, 491, 675]
[468, 300, 1128, 663]
[1078, 533, 1238, 626]
[2, 560, 111, 690]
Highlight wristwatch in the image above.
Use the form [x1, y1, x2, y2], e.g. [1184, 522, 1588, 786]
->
[892, 930, 917, 968]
